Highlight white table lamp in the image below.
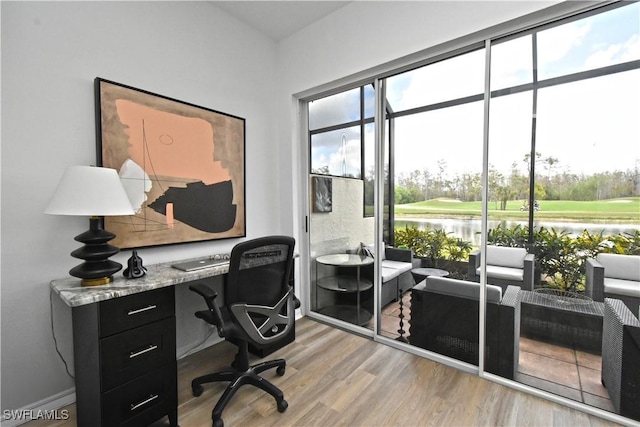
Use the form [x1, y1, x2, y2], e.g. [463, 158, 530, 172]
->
[45, 165, 135, 286]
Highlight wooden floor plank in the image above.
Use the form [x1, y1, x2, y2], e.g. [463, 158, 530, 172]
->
[22, 317, 622, 427]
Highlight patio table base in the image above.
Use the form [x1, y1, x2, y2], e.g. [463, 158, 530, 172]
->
[520, 290, 604, 354]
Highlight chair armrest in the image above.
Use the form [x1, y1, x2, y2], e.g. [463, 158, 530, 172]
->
[501, 285, 521, 309]
[586, 258, 605, 302]
[468, 249, 481, 280]
[523, 253, 535, 291]
[189, 283, 226, 335]
[498, 285, 521, 379]
[385, 247, 413, 263]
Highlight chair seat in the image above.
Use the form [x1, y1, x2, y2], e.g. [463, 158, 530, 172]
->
[382, 267, 401, 282]
[382, 260, 413, 274]
[477, 266, 524, 282]
[604, 278, 640, 298]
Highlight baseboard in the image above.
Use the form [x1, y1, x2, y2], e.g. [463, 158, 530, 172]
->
[1, 388, 75, 426]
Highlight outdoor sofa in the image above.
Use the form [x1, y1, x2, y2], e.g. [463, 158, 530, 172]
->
[353, 243, 415, 307]
[409, 276, 521, 379]
[468, 245, 535, 292]
[586, 253, 640, 314]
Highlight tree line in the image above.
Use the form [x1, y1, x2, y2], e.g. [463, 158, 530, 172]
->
[393, 154, 640, 207]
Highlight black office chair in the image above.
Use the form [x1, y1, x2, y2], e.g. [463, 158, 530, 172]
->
[189, 236, 297, 427]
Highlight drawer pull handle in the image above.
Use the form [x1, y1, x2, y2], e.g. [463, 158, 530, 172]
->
[128, 305, 157, 316]
[130, 394, 159, 411]
[129, 344, 158, 359]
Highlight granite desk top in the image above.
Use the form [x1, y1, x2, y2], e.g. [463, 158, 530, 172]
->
[51, 258, 229, 307]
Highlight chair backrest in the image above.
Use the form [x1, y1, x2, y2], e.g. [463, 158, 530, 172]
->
[486, 245, 526, 269]
[597, 253, 640, 282]
[425, 276, 503, 304]
[225, 236, 296, 345]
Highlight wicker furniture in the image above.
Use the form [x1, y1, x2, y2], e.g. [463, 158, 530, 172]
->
[353, 244, 415, 307]
[468, 245, 535, 292]
[602, 298, 640, 421]
[586, 253, 640, 315]
[520, 290, 603, 353]
[409, 277, 521, 379]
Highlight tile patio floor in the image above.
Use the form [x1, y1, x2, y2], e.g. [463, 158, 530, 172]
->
[375, 294, 614, 413]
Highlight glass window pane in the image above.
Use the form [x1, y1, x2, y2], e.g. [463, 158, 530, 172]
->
[491, 35, 533, 91]
[488, 91, 533, 218]
[363, 122, 375, 216]
[364, 84, 375, 119]
[537, 2, 640, 80]
[387, 49, 485, 112]
[311, 126, 362, 178]
[536, 69, 640, 179]
[309, 87, 361, 130]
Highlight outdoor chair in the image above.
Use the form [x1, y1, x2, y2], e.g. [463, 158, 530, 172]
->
[601, 298, 640, 421]
[354, 243, 416, 307]
[586, 253, 640, 314]
[468, 245, 535, 292]
[409, 276, 521, 379]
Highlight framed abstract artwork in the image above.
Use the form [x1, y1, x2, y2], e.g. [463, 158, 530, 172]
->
[312, 177, 332, 213]
[95, 78, 246, 249]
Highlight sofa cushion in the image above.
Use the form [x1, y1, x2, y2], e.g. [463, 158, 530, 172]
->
[597, 253, 640, 282]
[425, 277, 502, 303]
[382, 260, 413, 274]
[486, 246, 526, 269]
[604, 277, 640, 298]
[477, 265, 525, 282]
[381, 267, 401, 282]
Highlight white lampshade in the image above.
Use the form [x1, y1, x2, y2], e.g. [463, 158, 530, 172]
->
[45, 166, 135, 216]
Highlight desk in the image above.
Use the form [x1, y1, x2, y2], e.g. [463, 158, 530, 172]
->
[51, 257, 230, 307]
[52, 257, 295, 427]
[52, 258, 230, 427]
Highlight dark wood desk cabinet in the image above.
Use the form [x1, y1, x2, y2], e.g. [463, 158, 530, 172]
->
[72, 286, 178, 427]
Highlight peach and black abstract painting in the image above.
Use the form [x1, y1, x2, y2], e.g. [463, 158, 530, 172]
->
[96, 78, 245, 249]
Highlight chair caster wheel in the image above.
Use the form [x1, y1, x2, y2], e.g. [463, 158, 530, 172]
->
[276, 365, 286, 376]
[277, 399, 288, 413]
[213, 418, 223, 427]
[192, 384, 204, 397]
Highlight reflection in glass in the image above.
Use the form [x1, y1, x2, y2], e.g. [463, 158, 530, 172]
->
[309, 87, 361, 130]
[311, 126, 362, 178]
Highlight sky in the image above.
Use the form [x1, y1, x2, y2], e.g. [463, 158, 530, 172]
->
[310, 2, 640, 180]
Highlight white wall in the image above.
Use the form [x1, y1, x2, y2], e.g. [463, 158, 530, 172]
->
[1, 1, 280, 413]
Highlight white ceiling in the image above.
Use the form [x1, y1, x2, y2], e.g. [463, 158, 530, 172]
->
[211, 1, 351, 41]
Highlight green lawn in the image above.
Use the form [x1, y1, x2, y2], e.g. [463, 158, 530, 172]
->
[395, 197, 640, 222]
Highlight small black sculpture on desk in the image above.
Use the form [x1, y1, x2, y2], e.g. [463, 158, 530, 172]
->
[123, 250, 147, 279]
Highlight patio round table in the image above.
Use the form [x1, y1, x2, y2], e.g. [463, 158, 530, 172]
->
[411, 267, 449, 284]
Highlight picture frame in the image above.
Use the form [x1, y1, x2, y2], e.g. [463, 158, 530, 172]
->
[312, 177, 332, 213]
[95, 78, 246, 249]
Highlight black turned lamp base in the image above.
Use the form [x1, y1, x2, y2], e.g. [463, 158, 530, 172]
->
[70, 217, 122, 286]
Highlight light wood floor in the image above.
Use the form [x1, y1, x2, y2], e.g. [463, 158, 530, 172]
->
[24, 317, 621, 427]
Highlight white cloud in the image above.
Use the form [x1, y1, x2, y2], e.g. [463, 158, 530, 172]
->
[537, 21, 591, 65]
[585, 33, 640, 69]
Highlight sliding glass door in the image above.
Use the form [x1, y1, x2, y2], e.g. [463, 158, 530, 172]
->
[302, 1, 639, 421]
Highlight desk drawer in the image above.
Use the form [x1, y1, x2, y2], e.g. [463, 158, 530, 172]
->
[103, 362, 177, 427]
[101, 317, 176, 391]
[99, 287, 175, 337]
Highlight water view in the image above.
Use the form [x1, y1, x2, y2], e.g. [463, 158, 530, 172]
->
[395, 218, 640, 247]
